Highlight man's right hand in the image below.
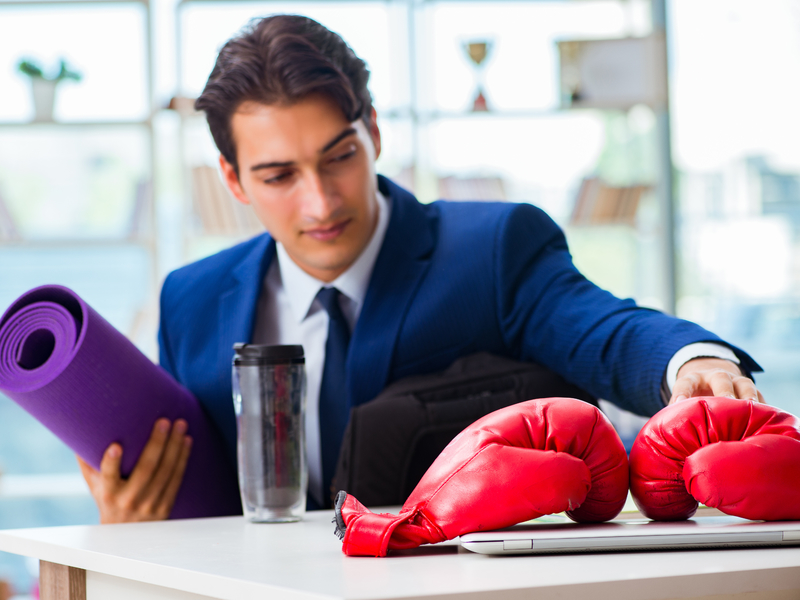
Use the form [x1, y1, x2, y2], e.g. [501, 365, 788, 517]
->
[77, 418, 192, 523]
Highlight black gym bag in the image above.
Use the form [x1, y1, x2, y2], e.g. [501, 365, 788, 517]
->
[331, 352, 596, 507]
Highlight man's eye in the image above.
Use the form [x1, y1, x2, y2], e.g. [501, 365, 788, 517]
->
[330, 149, 356, 163]
[264, 172, 292, 184]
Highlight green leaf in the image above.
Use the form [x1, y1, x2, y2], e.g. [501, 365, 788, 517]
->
[17, 59, 44, 78]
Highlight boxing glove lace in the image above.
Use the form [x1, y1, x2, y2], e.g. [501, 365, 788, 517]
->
[334, 397, 629, 556]
[630, 396, 800, 521]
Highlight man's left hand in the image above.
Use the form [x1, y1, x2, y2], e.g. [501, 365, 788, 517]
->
[670, 357, 765, 405]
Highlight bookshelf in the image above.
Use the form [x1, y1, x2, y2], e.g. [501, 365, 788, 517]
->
[0, 0, 158, 592]
[0, 0, 159, 347]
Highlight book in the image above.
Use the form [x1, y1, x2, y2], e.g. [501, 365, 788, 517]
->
[570, 177, 646, 225]
[127, 178, 151, 239]
[191, 165, 262, 236]
[438, 176, 507, 201]
[0, 187, 20, 240]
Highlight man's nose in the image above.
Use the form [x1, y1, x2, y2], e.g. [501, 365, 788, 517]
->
[301, 172, 341, 222]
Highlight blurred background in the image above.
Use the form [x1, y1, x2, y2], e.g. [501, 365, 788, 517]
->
[1, 0, 799, 595]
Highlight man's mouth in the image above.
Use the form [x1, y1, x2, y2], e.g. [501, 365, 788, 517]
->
[304, 219, 351, 242]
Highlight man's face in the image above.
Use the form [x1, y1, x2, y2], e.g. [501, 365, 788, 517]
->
[220, 95, 382, 283]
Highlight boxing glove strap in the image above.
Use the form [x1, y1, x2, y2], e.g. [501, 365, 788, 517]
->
[335, 491, 416, 557]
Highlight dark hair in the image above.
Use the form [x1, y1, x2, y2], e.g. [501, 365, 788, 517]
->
[195, 15, 372, 176]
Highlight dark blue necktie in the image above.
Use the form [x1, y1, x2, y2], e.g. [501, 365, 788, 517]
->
[316, 287, 351, 507]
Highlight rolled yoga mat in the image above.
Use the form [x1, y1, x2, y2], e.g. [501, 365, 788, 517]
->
[0, 285, 241, 519]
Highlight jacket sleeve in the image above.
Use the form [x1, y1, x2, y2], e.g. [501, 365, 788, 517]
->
[494, 203, 761, 417]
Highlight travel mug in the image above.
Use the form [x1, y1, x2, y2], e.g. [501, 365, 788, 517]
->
[232, 343, 307, 522]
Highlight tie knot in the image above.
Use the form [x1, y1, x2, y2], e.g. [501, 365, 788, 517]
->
[316, 286, 343, 314]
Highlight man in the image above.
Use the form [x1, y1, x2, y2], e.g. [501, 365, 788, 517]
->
[79, 15, 763, 522]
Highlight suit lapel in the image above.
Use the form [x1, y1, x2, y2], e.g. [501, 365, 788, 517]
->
[205, 234, 274, 463]
[218, 234, 276, 366]
[347, 177, 436, 407]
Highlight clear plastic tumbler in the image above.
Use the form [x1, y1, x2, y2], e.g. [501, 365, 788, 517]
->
[232, 343, 307, 522]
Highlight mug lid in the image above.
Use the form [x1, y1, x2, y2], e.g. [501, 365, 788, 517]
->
[233, 343, 305, 365]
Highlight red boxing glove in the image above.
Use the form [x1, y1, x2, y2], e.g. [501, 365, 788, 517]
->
[334, 397, 629, 556]
[630, 396, 800, 521]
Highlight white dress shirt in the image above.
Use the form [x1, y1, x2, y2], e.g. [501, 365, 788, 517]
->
[251, 190, 739, 506]
[252, 190, 391, 506]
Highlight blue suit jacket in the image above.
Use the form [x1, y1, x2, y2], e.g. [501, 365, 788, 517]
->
[159, 176, 759, 467]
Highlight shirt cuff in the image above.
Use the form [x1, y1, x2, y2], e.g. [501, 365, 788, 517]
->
[665, 342, 740, 395]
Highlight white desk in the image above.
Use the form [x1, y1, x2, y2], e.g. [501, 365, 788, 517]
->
[0, 509, 799, 600]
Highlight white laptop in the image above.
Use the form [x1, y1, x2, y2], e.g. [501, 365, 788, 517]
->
[460, 514, 800, 555]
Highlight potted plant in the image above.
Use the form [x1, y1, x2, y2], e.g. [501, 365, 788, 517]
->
[17, 58, 82, 122]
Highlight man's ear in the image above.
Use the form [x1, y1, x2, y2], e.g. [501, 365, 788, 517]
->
[219, 155, 250, 205]
[368, 107, 381, 161]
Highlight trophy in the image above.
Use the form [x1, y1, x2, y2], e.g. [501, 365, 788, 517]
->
[463, 40, 493, 112]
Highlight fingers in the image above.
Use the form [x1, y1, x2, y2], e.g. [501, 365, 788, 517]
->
[732, 377, 766, 403]
[76, 454, 95, 476]
[143, 420, 186, 494]
[99, 443, 123, 481]
[89, 443, 124, 524]
[670, 362, 765, 405]
[142, 420, 190, 516]
[669, 369, 730, 403]
[155, 435, 193, 519]
[84, 419, 192, 523]
[127, 419, 172, 490]
[705, 370, 737, 399]
[670, 370, 702, 404]
[76, 454, 98, 490]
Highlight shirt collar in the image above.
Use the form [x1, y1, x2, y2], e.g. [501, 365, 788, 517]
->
[276, 188, 391, 324]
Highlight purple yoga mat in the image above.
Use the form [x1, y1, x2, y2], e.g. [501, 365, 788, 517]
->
[0, 285, 241, 519]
